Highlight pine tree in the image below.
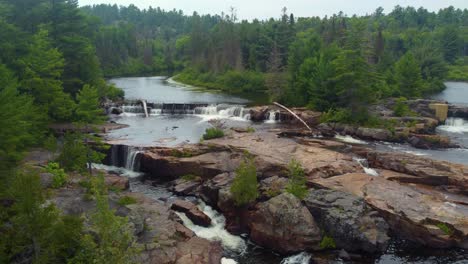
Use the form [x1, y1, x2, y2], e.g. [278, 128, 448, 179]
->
[18, 28, 75, 121]
[394, 52, 424, 97]
[75, 85, 106, 175]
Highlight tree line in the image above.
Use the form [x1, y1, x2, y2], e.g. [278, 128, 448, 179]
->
[82, 4, 468, 121]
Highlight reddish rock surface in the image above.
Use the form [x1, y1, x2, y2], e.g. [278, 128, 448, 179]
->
[171, 200, 212, 227]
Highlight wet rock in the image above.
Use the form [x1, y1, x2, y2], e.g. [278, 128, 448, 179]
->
[408, 134, 458, 149]
[305, 189, 390, 253]
[171, 200, 212, 227]
[105, 174, 130, 190]
[449, 105, 468, 118]
[248, 193, 322, 254]
[111, 107, 123, 115]
[199, 173, 233, 206]
[249, 106, 269, 122]
[173, 179, 200, 195]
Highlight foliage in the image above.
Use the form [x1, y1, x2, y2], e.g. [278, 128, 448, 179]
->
[202, 127, 225, 140]
[181, 174, 197, 181]
[319, 236, 337, 250]
[57, 132, 105, 173]
[393, 97, 412, 117]
[285, 159, 308, 200]
[436, 223, 454, 236]
[0, 172, 84, 263]
[45, 162, 68, 188]
[118, 196, 138, 206]
[0, 65, 45, 171]
[230, 158, 259, 206]
[70, 174, 138, 264]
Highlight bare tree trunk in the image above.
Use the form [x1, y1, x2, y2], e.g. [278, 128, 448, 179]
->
[273, 102, 312, 131]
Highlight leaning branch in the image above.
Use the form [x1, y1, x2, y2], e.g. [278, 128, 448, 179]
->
[273, 102, 312, 131]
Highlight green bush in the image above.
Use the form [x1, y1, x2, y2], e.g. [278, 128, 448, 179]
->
[117, 196, 137, 206]
[230, 158, 258, 206]
[393, 97, 412, 117]
[319, 236, 336, 249]
[45, 162, 68, 188]
[436, 223, 454, 235]
[285, 159, 308, 200]
[181, 174, 197, 181]
[202, 127, 224, 140]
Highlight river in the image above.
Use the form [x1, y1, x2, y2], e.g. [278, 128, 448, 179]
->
[103, 77, 468, 263]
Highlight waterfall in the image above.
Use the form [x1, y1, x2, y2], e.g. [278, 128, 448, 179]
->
[174, 200, 247, 253]
[265, 111, 279, 124]
[106, 145, 142, 172]
[437, 117, 468, 133]
[124, 146, 142, 171]
[141, 100, 149, 118]
[280, 252, 312, 264]
[354, 158, 379, 177]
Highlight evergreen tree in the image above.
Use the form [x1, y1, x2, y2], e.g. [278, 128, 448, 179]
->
[0, 65, 45, 171]
[75, 84, 106, 175]
[18, 28, 75, 121]
[230, 158, 258, 206]
[394, 52, 424, 97]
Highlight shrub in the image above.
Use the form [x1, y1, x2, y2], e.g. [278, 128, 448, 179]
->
[230, 158, 258, 206]
[246, 127, 256, 133]
[45, 162, 68, 188]
[117, 196, 137, 206]
[285, 159, 308, 200]
[202, 127, 224, 140]
[319, 236, 336, 249]
[181, 174, 197, 181]
[393, 97, 411, 117]
[436, 223, 454, 236]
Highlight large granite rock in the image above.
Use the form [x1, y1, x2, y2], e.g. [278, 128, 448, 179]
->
[248, 193, 322, 254]
[171, 200, 212, 227]
[365, 151, 468, 188]
[313, 173, 468, 249]
[305, 189, 390, 253]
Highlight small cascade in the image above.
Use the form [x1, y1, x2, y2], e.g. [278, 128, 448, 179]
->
[280, 252, 312, 264]
[125, 146, 142, 171]
[437, 117, 468, 133]
[141, 100, 149, 118]
[105, 145, 142, 172]
[265, 111, 279, 124]
[175, 200, 247, 253]
[354, 158, 379, 177]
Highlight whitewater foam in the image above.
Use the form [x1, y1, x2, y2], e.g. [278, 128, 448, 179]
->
[335, 135, 368, 145]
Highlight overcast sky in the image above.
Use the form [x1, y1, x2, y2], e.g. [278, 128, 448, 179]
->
[78, 0, 468, 20]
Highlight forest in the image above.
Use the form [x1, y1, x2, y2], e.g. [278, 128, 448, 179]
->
[82, 4, 468, 122]
[0, 0, 467, 263]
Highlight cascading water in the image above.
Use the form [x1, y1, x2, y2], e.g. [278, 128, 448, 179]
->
[174, 200, 247, 253]
[280, 252, 312, 264]
[141, 100, 149, 118]
[437, 117, 468, 134]
[265, 111, 279, 124]
[125, 146, 142, 171]
[354, 157, 379, 176]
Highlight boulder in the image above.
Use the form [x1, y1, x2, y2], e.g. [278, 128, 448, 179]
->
[111, 107, 123, 115]
[171, 200, 212, 227]
[312, 173, 468, 249]
[105, 174, 130, 190]
[305, 189, 390, 253]
[408, 134, 458, 149]
[249, 106, 269, 122]
[173, 179, 200, 195]
[449, 105, 468, 119]
[175, 237, 223, 264]
[248, 193, 322, 254]
[365, 151, 468, 188]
